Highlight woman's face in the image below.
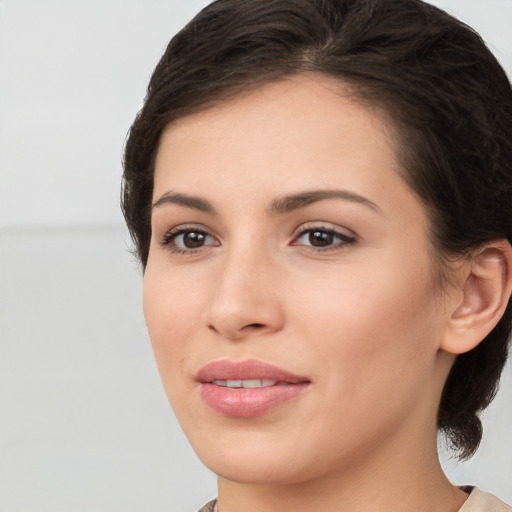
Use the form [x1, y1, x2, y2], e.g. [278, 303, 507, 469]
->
[144, 76, 455, 484]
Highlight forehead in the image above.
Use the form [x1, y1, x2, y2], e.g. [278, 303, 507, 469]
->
[154, 75, 402, 198]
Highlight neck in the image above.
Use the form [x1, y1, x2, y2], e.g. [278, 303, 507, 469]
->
[216, 426, 468, 512]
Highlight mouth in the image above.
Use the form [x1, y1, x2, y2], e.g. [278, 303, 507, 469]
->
[196, 359, 311, 418]
[211, 379, 280, 388]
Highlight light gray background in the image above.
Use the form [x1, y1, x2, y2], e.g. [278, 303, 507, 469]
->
[1, 1, 511, 511]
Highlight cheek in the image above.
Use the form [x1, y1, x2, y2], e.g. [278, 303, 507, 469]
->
[284, 262, 443, 463]
[291, 253, 441, 392]
[142, 262, 204, 382]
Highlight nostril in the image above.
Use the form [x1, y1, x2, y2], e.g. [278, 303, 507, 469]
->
[245, 323, 265, 329]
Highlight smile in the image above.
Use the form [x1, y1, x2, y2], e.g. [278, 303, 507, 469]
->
[197, 359, 310, 417]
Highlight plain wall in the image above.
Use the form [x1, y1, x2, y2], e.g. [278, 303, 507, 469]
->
[1, 1, 511, 511]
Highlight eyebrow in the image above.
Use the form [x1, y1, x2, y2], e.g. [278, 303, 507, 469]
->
[152, 192, 217, 214]
[269, 189, 380, 215]
[151, 189, 380, 215]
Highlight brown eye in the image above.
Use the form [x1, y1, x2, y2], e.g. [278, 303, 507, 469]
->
[161, 227, 219, 253]
[308, 230, 334, 247]
[181, 231, 207, 248]
[293, 227, 356, 251]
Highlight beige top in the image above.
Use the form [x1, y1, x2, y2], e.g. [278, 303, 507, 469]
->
[459, 488, 511, 512]
[198, 487, 511, 512]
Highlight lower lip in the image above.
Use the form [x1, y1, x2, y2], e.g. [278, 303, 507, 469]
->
[200, 382, 309, 418]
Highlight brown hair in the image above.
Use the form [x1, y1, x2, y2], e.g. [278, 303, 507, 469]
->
[122, 0, 512, 459]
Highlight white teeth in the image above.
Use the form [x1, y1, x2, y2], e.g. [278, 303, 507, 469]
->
[242, 379, 264, 388]
[212, 379, 278, 388]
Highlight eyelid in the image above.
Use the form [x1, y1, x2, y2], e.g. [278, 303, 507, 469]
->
[293, 221, 356, 238]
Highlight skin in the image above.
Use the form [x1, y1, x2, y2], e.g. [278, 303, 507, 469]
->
[144, 75, 472, 512]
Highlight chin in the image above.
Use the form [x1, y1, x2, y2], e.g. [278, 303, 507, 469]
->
[188, 425, 340, 486]
[204, 454, 309, 486]
[185, 426, 301, 483]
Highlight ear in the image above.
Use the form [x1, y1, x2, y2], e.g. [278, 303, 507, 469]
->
[441, 239, 512, 355]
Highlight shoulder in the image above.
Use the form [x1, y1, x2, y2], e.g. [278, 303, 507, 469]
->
[197, 499, 217, 512]
[459, 488, 511, 512]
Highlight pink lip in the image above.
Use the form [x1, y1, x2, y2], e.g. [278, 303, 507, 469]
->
[196, 359, 310, 418]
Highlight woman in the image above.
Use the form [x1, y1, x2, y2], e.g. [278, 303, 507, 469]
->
[122, 0, 512, 510]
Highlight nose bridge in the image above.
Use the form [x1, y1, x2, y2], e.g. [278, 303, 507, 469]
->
[205, 235, 283, 339]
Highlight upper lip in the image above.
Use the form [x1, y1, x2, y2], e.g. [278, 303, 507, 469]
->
[196, 359, 310, 384]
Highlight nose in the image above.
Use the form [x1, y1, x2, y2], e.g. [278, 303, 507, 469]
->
[203, 246, 285, 341]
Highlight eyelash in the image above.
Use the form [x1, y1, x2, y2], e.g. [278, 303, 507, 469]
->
[159, 224, 357, 255]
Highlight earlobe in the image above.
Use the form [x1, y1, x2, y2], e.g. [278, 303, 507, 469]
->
[441, 239, 512, 355]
